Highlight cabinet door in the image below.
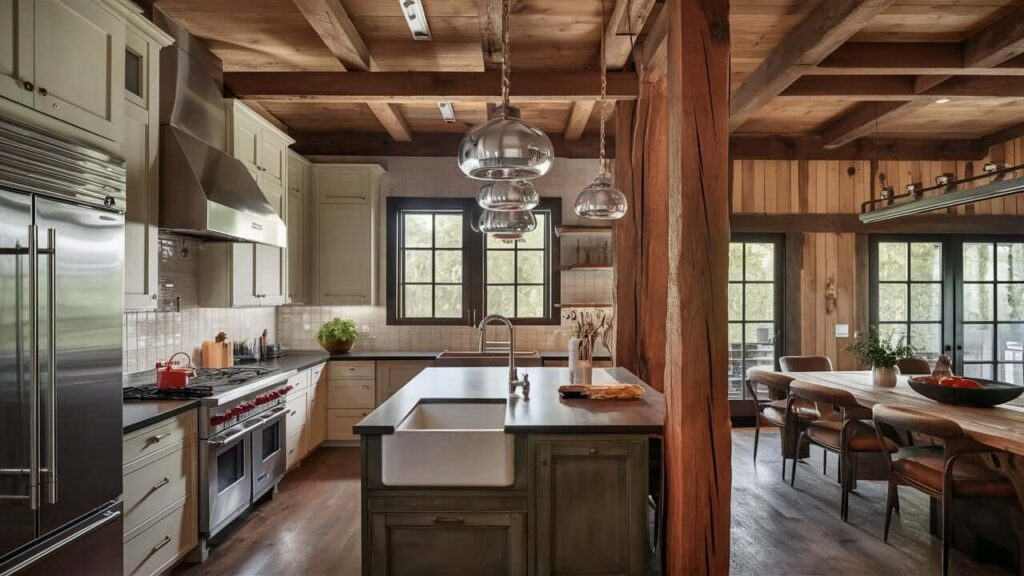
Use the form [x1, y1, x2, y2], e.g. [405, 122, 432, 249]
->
[259, 130, 288, 191]
[0, 0, 33, 107]
[375, 360, 431, 405]
[315, 165, 374, 204]
[287, 186, 304, 303]
[122, 104, 158, 310]
[307, 366, 326, 449]
[230, 107, 261, 176]
[255, 243, 285, 305]
[317, 203, 373, 305]
[369, 512, 525, 576]
[231, 243, 259, 307]
[533, 439, 647, 576]
[33, 0, 123, 140]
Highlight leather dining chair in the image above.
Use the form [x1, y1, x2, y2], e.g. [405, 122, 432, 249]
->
[779, 355, 834, 372]
[872, 404, 1022, 576]
[897, 357, 931, 375]
[745, 369, 820, 479]
[788, 381, 899, 521]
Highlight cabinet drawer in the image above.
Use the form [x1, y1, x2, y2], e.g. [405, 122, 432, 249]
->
[327, 408, 371, 440]
[328, 381, 375, 409]
[123, 411, 194, 467]
[328, 361, 375, 380]
[287, 392, 308, 436]
[123, 440, 192, 536]
[123, 501, 191, 576]
[310, 362, 326, 383]
[286, 371, 309, 396]
[286, 429, 304, 469]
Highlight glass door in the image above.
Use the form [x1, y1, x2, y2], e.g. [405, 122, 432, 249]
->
[728, 236, 784, 399]
[957, 240, 1024, 385]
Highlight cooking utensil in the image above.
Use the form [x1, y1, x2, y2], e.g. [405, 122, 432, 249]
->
[156, 352, 196, 389]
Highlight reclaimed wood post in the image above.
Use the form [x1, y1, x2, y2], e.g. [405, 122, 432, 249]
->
[664, 0, 732, 573]
[614, 99, 638, 373]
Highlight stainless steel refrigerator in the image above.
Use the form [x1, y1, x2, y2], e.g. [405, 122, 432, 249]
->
[0, 116, 125, 575]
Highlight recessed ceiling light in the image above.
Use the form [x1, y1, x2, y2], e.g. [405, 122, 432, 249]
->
[935, 98, 951, 104]
[437, 102, 456, 123]
[399, 0, 431, 41]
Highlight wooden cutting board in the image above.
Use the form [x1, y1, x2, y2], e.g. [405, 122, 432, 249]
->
[558, 383, 644, 400]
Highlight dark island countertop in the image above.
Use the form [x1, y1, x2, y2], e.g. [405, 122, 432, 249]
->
[353, 366, 664, 435]
[316, 350, 612, 362]
[122, 352, 330, 433]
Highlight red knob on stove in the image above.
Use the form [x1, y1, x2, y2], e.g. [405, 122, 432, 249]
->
[210, 415, 224, 426]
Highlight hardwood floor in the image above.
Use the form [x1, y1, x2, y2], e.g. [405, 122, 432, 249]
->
[730, 427, 1012, 576]
[172, 434, 1012, 575]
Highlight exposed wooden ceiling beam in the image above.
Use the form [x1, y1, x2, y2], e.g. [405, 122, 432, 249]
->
[820, 7, 1024, 149]
[291, 0, 373, 72]
[292, 130, 611, 158]
[366, 103, 413, 142]
[980, 121, 1024, 149]
[564, 100, 596, 140]
[475, 0, 501, 71]
[812, 42, 1024, 75]
[729, 0, 894, 131]
[241, 100, 289, 134]
[729, 134, 987, 161]
[779, 75, 1024, 100]
[224, 71, 639, 102]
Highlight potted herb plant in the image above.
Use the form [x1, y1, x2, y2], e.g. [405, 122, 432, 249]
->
[846, 327, 916, 388]
[316, 318, 359, 354]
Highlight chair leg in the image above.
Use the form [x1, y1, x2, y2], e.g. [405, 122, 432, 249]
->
[883, 479, 897, 542]
[790, 432, 800, 487]
[942, 491, 952, 576]
[753, 422, 760, 465]
[822, 449, 827, 475]
[840, 452, 850, 522]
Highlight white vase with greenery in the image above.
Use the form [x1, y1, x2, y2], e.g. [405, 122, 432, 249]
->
[846, 327, 916, 388]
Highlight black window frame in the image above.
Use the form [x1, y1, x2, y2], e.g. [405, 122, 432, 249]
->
[386, 196, 561, 326]
[728, 233, 785, 400]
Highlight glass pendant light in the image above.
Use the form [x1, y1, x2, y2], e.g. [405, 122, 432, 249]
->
[573, 1, 628, 220]
[477, 179, 539, 211]
[477, 209, 536, 240]
[457, 0, 553, 181]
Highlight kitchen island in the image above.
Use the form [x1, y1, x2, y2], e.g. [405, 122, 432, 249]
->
[354, 366, 664, 576]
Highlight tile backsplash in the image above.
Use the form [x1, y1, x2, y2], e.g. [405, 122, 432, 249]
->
[122, 233, 276, 373]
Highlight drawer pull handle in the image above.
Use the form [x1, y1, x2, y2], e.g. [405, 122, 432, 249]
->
[361, 385, 369, 390]
[257, 473, 268, 482]
[289, 410, 297, 416]
[152, 535, 172, 552]
[434, 516, 464, 525]
[152, 477, 170, 491]
[148, 433, 171, 443]
[588, 447, 598, 455]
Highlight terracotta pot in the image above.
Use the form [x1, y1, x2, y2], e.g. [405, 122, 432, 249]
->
[320, 339, 355, 354]
[873, 366, 898, 388]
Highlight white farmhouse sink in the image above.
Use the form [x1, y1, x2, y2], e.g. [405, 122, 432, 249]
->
[381, 402, 514, 487]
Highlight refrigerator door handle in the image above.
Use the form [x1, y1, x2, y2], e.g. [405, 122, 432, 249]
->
[28, 224, 39, 511]
[45, 228, 57, 504]
[0, 508, 121, 576]
[0, 241, 32, 503]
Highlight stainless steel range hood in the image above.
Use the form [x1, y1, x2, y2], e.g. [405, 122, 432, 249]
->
[154, 8, 285, 247]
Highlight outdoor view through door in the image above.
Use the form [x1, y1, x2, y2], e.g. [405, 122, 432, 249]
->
[870, 237, 1024, 385]
[728, 236, 783, 399]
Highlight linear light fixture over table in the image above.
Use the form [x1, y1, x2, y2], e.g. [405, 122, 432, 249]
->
[859, 163, 1024, 223]
[399, 0, 431, 41]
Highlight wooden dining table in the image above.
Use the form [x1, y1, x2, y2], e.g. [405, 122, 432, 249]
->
[780, 370, 1024, 505]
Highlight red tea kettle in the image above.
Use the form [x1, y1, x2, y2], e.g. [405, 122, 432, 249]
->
[156, 352, 196, 390]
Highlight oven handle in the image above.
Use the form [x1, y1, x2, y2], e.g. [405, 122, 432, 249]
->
[207, 420, 261, 448]
[257, 406, 287, 426]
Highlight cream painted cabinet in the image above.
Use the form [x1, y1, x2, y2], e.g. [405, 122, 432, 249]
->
[123, 16, 172, 311]
[312, 164, 383, 306]
[307, 363, 327, 450]
[375, 360, 431, 405]
[198, 242, 283, 308]
[287, 151, 310, 303]
[0, 0, 32, 107]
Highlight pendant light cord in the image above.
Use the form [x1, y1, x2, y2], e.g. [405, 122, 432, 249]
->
[500, 0, 511, 117]
[598, 0, 609, 174]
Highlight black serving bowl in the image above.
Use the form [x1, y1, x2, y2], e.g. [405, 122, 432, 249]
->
[908, 377, 1024, 408]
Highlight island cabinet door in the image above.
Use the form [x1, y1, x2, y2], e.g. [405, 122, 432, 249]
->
[369, 511, 525, 576]
[532, 439, 648, 576]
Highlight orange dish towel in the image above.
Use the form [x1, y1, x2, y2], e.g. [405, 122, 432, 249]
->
[558, 383, 644, 400]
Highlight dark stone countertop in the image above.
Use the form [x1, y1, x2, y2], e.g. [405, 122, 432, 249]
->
[318, 350, 612, 362]
[353, 366, 664, 436]
[122, 352, 330, 434]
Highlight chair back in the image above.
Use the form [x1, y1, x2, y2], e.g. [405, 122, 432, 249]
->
[745, 369, 794, 401]
[872, 404, 965, 441]
[790, 380, 859, 410]
[896, 357, 930, 375]
[779, 355, 833, 372]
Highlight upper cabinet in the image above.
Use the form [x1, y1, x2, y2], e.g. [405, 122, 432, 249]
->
[122, 12, 172, 311]
[0, 0, 135, 148]
[287, 151, 310, 304]
[312, 164, 384, 306]
[225, 99, 294, 216]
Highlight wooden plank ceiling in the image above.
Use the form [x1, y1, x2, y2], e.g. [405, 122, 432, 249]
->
[152, 0, 1024, 158]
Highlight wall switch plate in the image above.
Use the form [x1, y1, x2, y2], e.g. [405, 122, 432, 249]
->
[360, 325, 370, 333]
[835, 324, 850, 338]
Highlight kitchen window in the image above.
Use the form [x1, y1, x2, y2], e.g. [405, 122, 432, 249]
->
[386, 197, 560, 325]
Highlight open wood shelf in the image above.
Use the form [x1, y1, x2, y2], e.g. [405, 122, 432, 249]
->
[554, 225, 613, 238]
[554, 303, 614, 308]
[560, 263, 614, 271]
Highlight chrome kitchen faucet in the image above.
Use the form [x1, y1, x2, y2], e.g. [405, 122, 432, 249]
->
[477, 314, 530, 399]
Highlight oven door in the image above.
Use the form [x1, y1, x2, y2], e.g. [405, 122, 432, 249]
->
[251, 406, 287, 500]
[202, 419, 259, 536]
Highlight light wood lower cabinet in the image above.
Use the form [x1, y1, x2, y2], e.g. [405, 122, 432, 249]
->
[307, 363, 327, 449]
[122, 409, 197, 576]
[327, 408, 371, 441]
[369, 512, 525, 576]
[375, 360, 432, 405]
